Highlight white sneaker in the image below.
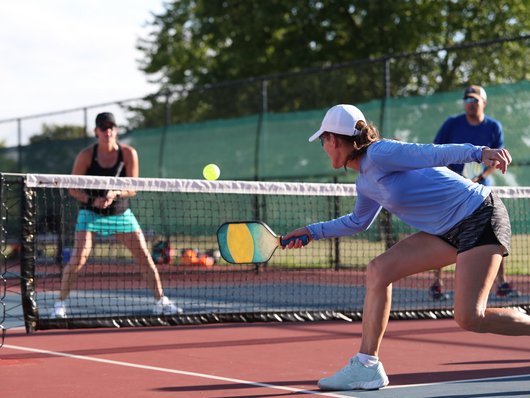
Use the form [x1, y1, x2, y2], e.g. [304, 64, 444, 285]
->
[50, 301, 67, 319]
[153, 296, 183, 315]
[318, 356, 389, 391]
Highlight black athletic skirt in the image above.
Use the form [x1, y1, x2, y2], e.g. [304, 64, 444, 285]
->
[437, 192, 511, 257]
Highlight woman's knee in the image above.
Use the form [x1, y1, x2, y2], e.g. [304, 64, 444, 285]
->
[366, 258, 392, 288]
[454, 308, 486, 333]
[62, 262, 84, 276]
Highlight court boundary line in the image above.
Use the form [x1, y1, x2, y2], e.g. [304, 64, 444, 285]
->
[387, 372, 530, 389]
[4, 343, 352, 397]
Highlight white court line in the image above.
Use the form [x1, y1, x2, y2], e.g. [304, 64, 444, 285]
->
[385, 372, 530, 389]
[4, 344, 354, 398]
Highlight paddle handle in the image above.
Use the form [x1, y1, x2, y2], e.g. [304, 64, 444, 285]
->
[280, 234, 309, 247]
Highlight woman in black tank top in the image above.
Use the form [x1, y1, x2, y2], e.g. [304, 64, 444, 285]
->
[80, 144, 129, 215]
[51, 112, 181, 318]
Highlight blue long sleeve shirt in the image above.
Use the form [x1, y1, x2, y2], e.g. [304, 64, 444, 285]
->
[308, 139, 491, 239]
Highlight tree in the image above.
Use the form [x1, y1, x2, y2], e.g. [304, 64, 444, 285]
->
[0, 139, 18, 172]
[29, 124, 87, 144]
[133, 0, 530, 128]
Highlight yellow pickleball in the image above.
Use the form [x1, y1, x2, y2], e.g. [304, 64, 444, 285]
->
[203, 164, 221, 180]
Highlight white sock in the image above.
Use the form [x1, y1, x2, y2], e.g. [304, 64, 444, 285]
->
[356, 353, 379, 367]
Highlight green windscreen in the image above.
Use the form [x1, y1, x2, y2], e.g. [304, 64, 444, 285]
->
[3, 81, 529, 185]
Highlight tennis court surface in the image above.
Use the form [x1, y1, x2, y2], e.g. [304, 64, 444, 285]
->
[3, 319, 530, 397]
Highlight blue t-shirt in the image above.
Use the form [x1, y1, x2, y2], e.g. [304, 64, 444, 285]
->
[433, 114, 503, 186]
[307, 140, 490, 240]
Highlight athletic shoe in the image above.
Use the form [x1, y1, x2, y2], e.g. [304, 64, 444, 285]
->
[50, 301, 67, 319]
[428, 283, 449, 300]
[496, 282, 521, 298]
[153, 296, 183, 315]
[318, 356, 389, 391]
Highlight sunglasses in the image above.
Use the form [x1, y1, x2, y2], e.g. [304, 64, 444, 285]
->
[464, 97, 479, 104]
[98, 124, 116, 130]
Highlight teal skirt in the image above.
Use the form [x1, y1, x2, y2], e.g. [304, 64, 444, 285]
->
[75, 209, 141, 237]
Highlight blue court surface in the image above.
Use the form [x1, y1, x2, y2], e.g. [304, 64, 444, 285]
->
[333, 375, 530, 397]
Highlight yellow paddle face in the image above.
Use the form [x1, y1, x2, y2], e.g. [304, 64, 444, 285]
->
[225, 223, 255, 263]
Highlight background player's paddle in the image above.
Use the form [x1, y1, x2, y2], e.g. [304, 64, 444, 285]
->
[462, 161, 484, 182]
[217, 221, 309, 264]
[101, 161, 125, 198]
[113, 161, 125, 179]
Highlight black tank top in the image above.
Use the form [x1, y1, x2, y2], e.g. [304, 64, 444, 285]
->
[80, 144, 129, 215]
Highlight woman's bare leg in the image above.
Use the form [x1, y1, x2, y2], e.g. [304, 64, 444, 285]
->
[116, 231, 164, 300]
[59, 231, 93, 301]
[359, 232, 457, 356]
[454, 245, 530, 335]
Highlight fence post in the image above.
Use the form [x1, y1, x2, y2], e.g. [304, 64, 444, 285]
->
[253, 79, 269, 272]
[17, 119, 22, 172]
[379, 57, 390, 130]
[158, 90, 172, 178]
[378, 58, 397, 249]
[254, 79, 268, 181]
[333, 176, 340, 270]
[83, 107, 90, 146]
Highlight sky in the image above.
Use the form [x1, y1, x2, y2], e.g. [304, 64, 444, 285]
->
[0, 0, 166, 147]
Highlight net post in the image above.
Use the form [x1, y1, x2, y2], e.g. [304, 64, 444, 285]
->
[19, 175, 38, 333]
[0, 174, 6, 343]
[0, 174, 6, 271]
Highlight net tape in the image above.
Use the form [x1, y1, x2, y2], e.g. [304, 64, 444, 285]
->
[25, 173, 530, 198]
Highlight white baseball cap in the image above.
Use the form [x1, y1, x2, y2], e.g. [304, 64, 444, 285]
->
[308, 104, 366, 142]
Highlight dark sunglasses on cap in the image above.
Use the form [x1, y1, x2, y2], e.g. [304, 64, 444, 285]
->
[98, 123, 116, 130]
[464, 97, 479, 104]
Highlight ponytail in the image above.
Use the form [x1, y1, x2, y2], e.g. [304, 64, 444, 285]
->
[340, 120, 381, 168]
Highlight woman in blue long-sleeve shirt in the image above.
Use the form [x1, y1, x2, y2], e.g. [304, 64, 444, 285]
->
[283, 104, 530, 391]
